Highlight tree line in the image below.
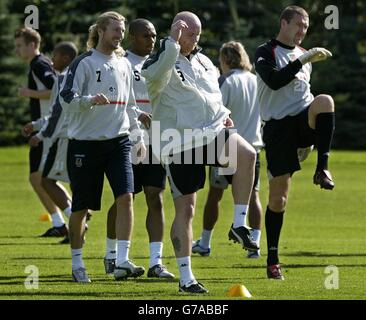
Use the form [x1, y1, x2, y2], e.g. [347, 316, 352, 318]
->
[0, 0, 365, 148]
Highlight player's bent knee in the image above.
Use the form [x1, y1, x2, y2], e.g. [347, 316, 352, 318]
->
[315, 94, 335, 112]
[238, 144, 256, 165]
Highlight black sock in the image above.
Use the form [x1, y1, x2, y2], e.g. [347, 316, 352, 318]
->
[265, 206, 284, 266]
[315, 112, 335, 171]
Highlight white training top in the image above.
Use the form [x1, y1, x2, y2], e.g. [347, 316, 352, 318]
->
[125, 50, 152, 114]
[142, 37, 231, 159]
[60, 48, 141, 141]
[219, 69, 263, 151]
[125, 50, 153, 144]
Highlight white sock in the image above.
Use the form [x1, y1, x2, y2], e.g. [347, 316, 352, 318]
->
[63, 207, 72, 219]
[177, 256, 196, 286]
[149, 242, 163, 268]
[71, 248, 84, 270]
[116, 240, 130, 267]
[105, 237, 117, 259]
[51, 211, 65, 227]
[251, 229, 261, 246]
[200, 229, 213, 249]
[233, 204, 248, 228]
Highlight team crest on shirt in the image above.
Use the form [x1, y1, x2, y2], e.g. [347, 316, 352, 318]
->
[106, 64, 115, 71]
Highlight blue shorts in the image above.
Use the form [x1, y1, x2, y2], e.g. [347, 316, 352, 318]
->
[67, 135, 133, 211]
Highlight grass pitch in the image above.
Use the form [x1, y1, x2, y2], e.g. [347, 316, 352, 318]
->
[0, 146, 365, 300]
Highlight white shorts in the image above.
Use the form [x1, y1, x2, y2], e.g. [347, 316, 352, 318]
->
[209, 152, 261, 191]
[42, 138, 70, 183]
[37, 138, 52, 173]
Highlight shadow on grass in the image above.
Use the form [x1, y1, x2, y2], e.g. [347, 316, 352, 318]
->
[0, 242, 65, 246]
[282, 251, 366, 258]
[0, 274, 179, 286]
[222, 263, 366, 269]
[0, 291, 149, 298]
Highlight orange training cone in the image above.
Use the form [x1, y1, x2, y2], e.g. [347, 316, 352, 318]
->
[39, 213, 52, 222]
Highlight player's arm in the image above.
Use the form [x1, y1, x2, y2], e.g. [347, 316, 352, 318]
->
[30, 58, 56, 99]
[126, 78, 146, 163]
[60, 61, 96, 112]
[254, 45, 303, 91]
[18, 88, 52, 100]
[141, 31, 180, 93]
[127, 75, 144, 143]
[38, 77, 66, 141]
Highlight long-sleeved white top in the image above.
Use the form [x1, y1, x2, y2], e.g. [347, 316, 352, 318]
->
[59, 48, 141, 141]
[142, 37, 231, 158]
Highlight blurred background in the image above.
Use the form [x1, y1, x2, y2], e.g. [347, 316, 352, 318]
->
[1, 0, 365, 148]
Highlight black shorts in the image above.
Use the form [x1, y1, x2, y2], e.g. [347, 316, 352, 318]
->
[133, 145, 166, 194]
[29, 141, 43, 173]
[165, 129, 232, 198]
[67, 135, 133, 212]
[263, 107, 315, 177]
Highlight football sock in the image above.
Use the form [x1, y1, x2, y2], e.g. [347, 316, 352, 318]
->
[71, 248, 84, 270]
[116, 240, 130, 266]
[265, 207, 284, 266]
[233, 204, 248, 228]
[105, 237, 117, 259]
[200, 229, 213, 249]
[63, 206, 72, 219]
[149, 242, 163, 268]
[51, 211, 65, 227]
[177, 256, 196, 286]
[315, 112, 335, 171]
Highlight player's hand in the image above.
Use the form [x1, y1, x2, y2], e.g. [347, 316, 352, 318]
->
[138, 112, 152, 129]
[21, 122, 34, 137]
[170, 19, 188, 42]
[224, 117, 234, 128]
[91, 93, 110, 105]
[18, 87, 31, 98]
[298, 47, 332, 65]
[132, 141, 147, 165]
[29, 135, 41, 147]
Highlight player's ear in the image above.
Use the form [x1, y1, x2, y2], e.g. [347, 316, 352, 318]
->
[28, 41, 36, 50]
[97, 26, 104, 38]
[280, 18, 287, 29]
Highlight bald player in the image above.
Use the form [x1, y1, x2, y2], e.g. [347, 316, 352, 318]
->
[104, 19, 174, 279]
[142, 11, 258, 293]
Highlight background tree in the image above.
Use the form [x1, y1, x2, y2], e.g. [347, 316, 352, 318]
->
[1, 0, 365, 148]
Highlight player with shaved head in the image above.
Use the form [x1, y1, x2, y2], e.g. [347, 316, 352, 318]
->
[143, 11, 258, 293]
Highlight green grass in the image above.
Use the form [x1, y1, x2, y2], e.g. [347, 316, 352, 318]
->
[0, 146, 365, 300]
